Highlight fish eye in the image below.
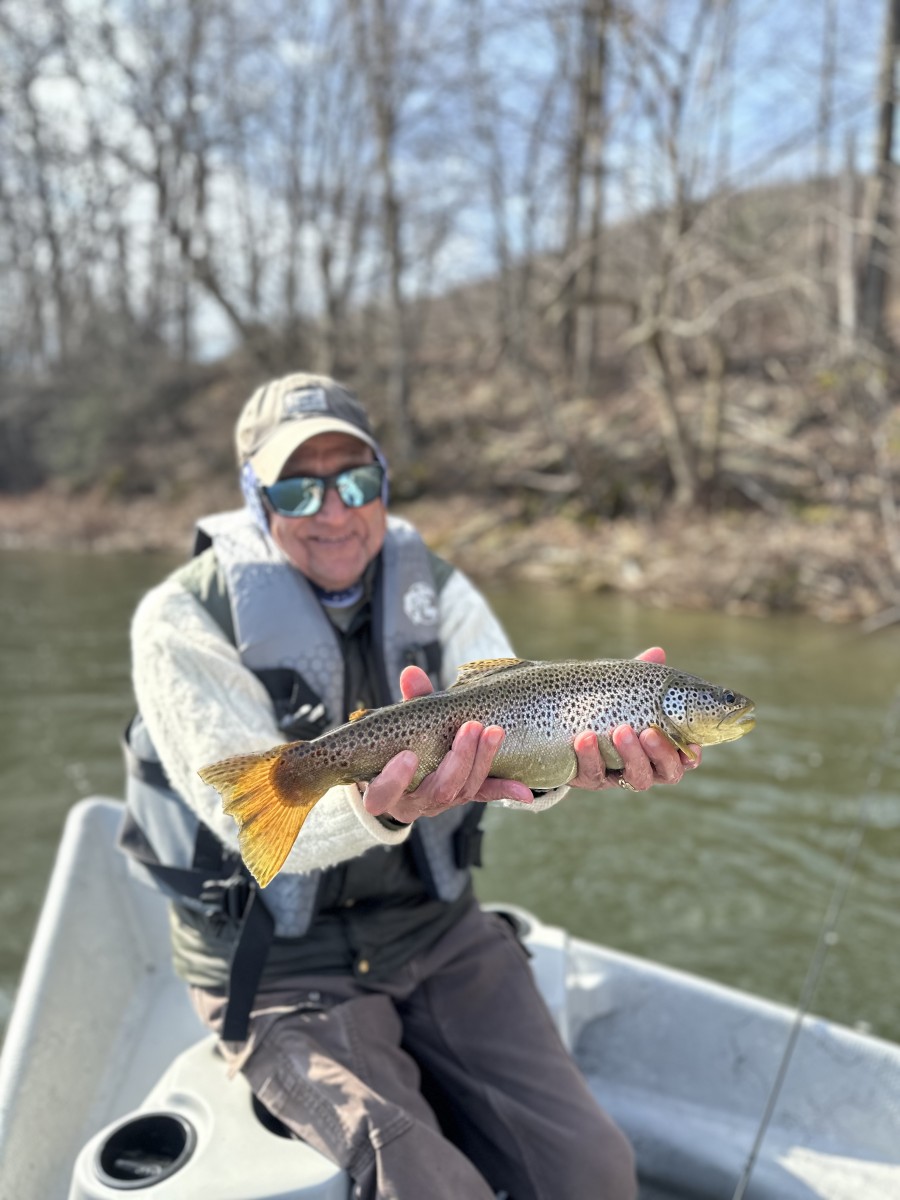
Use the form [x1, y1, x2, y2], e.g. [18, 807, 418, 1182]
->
[723, 690, 736, 705]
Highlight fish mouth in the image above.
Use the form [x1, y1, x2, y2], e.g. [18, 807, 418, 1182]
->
[717, 704, 756, 733]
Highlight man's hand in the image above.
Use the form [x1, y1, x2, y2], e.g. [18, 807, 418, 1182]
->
[361, 647, 701, 824]
[569, 647, 701, 792]
[362, 666, 533, 824]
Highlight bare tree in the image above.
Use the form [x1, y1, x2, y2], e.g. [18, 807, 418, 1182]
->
[836, 134, 861, 352]
[1, 12, 73, 363]
[859, 0, 900, 345]
[302, 6, 372, 376]
[559, 0, 611, 390]
[347, 0, 416, 466]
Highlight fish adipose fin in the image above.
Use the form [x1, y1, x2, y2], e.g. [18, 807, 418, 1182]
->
[198, 744, 317, 888]
[451, 657, 530, 687]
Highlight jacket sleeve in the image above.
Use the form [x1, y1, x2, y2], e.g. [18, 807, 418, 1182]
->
[437, 569, 571, 814]
[131, 578, 413, 876]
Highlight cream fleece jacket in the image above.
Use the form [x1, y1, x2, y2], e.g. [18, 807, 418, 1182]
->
[131, 565, 569, 876]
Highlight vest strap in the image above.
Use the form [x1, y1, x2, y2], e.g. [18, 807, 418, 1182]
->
[122, 716, 170, 791]
[251, 667, 330, 739]
[117, 810, 244, 903]
[222, 885, 275, 1042]
[452, 805, 485, 868]
[399, 639, 442, 682]
[118, 811, 274, 1043]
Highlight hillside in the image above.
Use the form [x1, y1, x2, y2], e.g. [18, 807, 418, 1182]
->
[2, 172, 899, 631]
[1, 357, 897, 629]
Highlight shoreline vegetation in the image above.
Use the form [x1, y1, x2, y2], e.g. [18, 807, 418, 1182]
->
[2, 485, 897, 630]
[3, 327, 899, 635]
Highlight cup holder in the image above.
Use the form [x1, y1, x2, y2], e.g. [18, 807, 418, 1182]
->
[94, 1112, 196, 1189]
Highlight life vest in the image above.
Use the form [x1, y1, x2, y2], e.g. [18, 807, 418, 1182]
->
[119, 510, 484, 1039]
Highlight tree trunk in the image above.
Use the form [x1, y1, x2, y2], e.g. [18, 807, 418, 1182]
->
[644, 329, 698, 510]
[576, 0, 610, 392]
[859, 0, 900, 344]
[561, 2, 609, 385]
[350, 0, 416, 467]
[837, 134, 860, 354]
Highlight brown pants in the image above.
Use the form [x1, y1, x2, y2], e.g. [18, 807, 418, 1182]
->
[191, 904, 636, 1200]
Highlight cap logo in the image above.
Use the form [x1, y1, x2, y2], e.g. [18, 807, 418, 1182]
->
[283, 386, 329, 416]
[403, 582, 438, 626]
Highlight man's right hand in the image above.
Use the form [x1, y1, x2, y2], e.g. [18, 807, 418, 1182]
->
[360, 666, 534, 823]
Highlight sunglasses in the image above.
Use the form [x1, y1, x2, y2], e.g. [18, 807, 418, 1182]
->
[262, 463, 386, 518]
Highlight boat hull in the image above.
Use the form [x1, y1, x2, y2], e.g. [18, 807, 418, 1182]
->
[2, 798, 899, 1199]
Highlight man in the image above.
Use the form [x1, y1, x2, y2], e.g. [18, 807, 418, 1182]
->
[127, 372, 699, 1200]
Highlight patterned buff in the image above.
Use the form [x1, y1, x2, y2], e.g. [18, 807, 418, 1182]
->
[240, 460, 270, 534]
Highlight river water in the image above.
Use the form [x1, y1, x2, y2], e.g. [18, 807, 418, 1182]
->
[1, 548, 899, 1044]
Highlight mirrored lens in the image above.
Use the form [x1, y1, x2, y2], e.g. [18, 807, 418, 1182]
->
[335, 464, 384, 508]
[263, 464, 384, 517]
[264, 476, 324, 516]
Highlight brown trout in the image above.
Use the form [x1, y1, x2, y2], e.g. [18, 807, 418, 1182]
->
[199, 656, 755, 887]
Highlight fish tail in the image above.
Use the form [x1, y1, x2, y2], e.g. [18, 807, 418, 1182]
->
[198, 744, 324, 888]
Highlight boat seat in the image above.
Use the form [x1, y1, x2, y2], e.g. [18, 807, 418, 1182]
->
[69, 1035, 350, 1200]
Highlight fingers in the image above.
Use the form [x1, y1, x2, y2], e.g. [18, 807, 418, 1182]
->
[569, 721, 703, 793]
[367, 668, 533, 822]
[608, 725, 656, 791]
[473, 776, 534, 804]
[571, 725, 668, 792]
[362, 750, 420, 817]
[607, 725, 702, 791]
[639, 727, 702, 777]
[419, 721, 497, 804]
[569, 730, 607, 790]
[363, 721, 533, 823]
[593, 647, 700, 791]
[635, 645, 666, 664]
[399, 665, 433, 701]
[462, 724, 506, 795]
[412, 722, 531, 808]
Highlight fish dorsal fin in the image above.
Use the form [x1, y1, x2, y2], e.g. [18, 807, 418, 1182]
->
[348, 708, 370, 721]
[450, 657, 530, 688]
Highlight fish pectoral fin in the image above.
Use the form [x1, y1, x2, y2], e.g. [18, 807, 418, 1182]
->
[198, 745, 318, 888]
[450, 657, 530, 688]
[648, 723, 698, 761]
[348, 708, 370, 721]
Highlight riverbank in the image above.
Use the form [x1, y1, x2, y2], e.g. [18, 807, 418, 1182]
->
[2, 486, 897, 627]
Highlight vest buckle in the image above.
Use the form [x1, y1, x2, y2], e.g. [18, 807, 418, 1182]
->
[199, 871, 253, 927]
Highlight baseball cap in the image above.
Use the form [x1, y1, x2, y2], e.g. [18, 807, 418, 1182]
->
[236, 372, 381, 485]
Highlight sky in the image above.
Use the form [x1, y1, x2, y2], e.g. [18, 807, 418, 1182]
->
[1, 0, 890, 360]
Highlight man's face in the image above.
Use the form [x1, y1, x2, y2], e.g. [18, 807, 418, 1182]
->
[266, 432, 387, 591]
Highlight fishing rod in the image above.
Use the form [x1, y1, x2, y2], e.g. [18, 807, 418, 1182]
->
[730, 685, 900, 1200]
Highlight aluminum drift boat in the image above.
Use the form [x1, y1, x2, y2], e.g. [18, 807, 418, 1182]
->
[1, 798, 898, 1200]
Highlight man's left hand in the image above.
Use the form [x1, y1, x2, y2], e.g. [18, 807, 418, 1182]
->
[569, 646, 701, 792]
